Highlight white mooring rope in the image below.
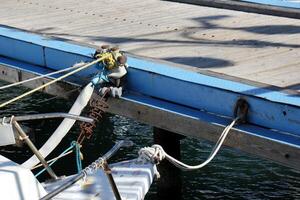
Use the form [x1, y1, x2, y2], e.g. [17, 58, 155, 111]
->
[138, 117, 239, 171]
[0, 62, 86, 90]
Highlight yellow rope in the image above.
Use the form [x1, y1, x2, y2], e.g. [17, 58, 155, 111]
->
[0, 56, 108, 109]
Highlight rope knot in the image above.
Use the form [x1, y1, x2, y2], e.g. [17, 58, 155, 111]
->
[137, 117, 238, 171]
[137, 144, 166, 164]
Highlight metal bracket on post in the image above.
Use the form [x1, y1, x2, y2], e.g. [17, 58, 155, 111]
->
[234, 98, 249, 124]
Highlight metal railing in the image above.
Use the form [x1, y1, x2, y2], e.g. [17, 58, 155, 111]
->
[1, 113, 93, 179]
[40, 140, 133, 200]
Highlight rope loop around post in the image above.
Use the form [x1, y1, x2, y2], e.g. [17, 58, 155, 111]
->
[138, 116, 241, 171]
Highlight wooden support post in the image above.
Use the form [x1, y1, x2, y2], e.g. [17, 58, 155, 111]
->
[153, 127, 184, 200]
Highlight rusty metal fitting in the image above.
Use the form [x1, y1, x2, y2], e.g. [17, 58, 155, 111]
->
[102, 161, 112, 174]
[101, 45, 110, 49]
[110, 47, 119, 52]
[117, 55, 127, 64]
[234, 98, 249, 124]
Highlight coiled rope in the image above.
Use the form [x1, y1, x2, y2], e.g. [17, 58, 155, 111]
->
[0, 56, 108, 109]
[138, 117, 239, 171]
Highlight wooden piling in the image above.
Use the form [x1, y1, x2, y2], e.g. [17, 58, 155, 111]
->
[153, 127, 184, 200]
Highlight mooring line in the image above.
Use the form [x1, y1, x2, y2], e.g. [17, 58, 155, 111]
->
[138, 117, 239, 171]
[0, 62, 85, 90]
[0, 56, 108, 109]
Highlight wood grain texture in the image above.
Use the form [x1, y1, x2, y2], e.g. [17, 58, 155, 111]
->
[0, 0, 300, 91]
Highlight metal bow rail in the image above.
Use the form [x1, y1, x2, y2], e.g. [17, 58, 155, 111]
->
[40, 140, 134, 200]
[1, 113, 93, 179]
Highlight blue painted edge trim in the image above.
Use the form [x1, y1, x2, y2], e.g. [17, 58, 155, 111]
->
[128, 57, 300, 107]
[0, 26, 299, 107]
[0, 26, 95, 57]
[122, 93, 300, 148]
[242, 0, 300, 9]
[0, 56, 52, 76]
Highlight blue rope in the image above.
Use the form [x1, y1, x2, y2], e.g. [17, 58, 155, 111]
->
[91, 69, 109, 86]
[73, 141, 82, 173]
[35, 141, 82, 177]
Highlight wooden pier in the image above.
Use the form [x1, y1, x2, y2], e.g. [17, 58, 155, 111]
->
[1, 0, 300, 91]
[1, 0, 300, 171]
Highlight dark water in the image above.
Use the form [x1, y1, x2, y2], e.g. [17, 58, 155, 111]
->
[0, 80, 300, 200]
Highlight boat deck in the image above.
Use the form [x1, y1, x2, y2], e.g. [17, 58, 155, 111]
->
[1, 0, 300, 91]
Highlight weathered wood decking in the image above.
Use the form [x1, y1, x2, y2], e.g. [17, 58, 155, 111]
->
[1, 0, 300, 90]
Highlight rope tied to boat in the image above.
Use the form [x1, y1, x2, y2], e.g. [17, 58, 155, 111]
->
[0, 62, 86, 90]
[72, 141, 83, 173]
[0, 55, 109, 109]
[138, 99, 249, 170]
[137, 145, 166, 165]
[138, 117, 239, 171]
[34, 141, 83, 177]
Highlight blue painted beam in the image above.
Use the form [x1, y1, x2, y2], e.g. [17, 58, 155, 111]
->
[127, 66, 300, 138]
[242, 0, 300, 9]
[0, 26, 97, 76]
[0, 25, 300, 150]
[123, 93, 300, 148]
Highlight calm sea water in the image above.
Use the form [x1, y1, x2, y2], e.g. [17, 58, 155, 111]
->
[0, 80, 300, 200]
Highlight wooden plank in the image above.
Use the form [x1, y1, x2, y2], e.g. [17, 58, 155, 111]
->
[0, 0, 300, 90]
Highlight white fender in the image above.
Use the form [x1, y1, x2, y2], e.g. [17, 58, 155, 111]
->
[22, 83, 94, 169]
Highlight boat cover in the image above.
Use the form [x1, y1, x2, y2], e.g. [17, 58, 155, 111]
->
[0, 155, 47, 200]
[43, 159, 157, 200]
